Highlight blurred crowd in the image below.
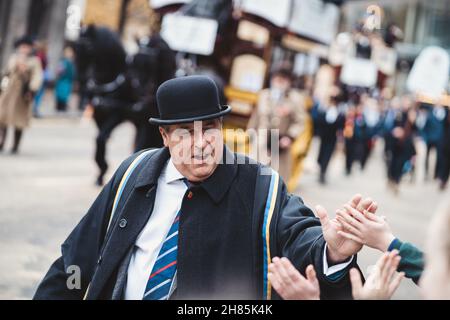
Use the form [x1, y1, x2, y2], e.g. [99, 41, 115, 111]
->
[248, 66, 450, 194]
[1, 32, 449, 194]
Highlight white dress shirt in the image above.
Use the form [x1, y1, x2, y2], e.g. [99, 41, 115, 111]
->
[124, 158, 353, 300]
[124, 159, 187, 300]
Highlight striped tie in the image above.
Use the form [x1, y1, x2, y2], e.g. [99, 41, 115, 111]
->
[142, 211, 180, 300]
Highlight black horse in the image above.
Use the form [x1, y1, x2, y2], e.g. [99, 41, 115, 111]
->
[74, 25, 176, 185]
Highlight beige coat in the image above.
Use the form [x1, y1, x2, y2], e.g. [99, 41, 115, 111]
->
[247, 88, 308, 181]
[0, 54, 43, 129]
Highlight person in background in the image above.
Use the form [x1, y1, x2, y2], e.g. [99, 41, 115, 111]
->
[32, 41, 48, 118]
[343, 96, 382, 176]
[313, 93, 346, 184]
[382, 96, 400, 182]
[0, 36, 43, 154]
[417, 103, 445, 181]
[54, 46, 76, 112]
[247, 67, 308, 187]
[386, 96, 417, 193]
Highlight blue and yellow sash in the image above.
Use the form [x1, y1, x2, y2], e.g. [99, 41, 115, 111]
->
[261, 170, 280, 300]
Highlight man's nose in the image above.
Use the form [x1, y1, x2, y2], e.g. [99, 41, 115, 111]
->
[193, 130, 207, 149]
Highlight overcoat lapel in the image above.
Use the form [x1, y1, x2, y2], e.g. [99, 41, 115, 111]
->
[86, 148, 170, 299]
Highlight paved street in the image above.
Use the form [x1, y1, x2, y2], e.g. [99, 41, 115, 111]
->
[0, 96, 447, 299]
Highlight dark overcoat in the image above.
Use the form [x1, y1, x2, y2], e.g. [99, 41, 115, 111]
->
[34, 147, 357, 300]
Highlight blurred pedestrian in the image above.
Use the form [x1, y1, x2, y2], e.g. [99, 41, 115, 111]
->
[248, 67, 308, 186]
[54, 46, 76, 112]
[345, 96, 382, 175]
[385, 96, 417, 193]
[418, 103, 446, 181]
[313, 94, 345, 184]
[0, 36, 43, 154]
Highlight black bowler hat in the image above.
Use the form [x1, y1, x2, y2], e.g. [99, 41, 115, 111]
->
[149, 76, 232, 125]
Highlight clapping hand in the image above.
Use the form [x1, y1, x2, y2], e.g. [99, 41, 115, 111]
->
[350, 250, 405, 300]
[268, 257, 320, 300]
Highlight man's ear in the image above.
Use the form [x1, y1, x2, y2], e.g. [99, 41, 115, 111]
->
[159, 127, 169, 147]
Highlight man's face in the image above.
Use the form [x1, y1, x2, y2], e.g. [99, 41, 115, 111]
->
[270, 75, 291, 92]
[16, 44, 33, 57]
[160, 119, 224, 182]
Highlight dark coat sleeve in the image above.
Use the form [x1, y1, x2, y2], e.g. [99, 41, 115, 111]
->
[274, 180, 358, 300]
[33, 154, 139, 300]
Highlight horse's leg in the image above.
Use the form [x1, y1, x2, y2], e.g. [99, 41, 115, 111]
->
[93, 111, 123, 186]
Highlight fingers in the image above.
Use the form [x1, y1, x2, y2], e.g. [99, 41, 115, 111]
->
[363, 209, 379, 222]
[374, 251, 390, 275]
[350, 268, 363, 300]
[268, 272, 282, 294]
[343, 204, 367, 223]
[269, 257, 290, 285]
[336, 214, 363, 238]
[349, 194, 363, 209]
[306, 264, 318, 286]
[383, 251, 401, 284]
[269, 257, 307, 300]
[337, 209, 364, 231]
[337, 230, 364, 244]
[380, 252, 395, 284]
[315, 205, 330, 229]
[270, 257, 304, 285]
[281, 257, 304, 283]
[357, 197, 374, 214]
[388, 272, 405, 297]
[367, 201, 378, 214]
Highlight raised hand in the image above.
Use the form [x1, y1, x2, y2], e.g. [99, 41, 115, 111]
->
[336, 204, 395, 252]
[316, 194, 378, 263]
[268, 257, 320, 300]
[350, 250, 405, 300]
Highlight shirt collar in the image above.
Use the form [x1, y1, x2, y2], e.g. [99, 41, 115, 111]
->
[164, 158, 186, 184]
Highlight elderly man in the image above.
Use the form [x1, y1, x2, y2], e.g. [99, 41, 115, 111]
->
[34, 76, 375, 300]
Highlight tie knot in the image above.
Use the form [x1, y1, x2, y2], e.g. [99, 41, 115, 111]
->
[181, 178, 190, 188]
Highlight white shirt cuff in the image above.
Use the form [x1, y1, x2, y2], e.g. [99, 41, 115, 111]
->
[322, 244, 354, 276]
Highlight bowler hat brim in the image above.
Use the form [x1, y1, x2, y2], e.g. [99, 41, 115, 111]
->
[149, 105, 232, 126]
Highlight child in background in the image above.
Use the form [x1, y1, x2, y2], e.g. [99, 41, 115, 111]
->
[54, 46, 75, 112]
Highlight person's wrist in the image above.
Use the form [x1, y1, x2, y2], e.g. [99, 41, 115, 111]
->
[377, 233, 396, 252]
[327, 247, 350, 264]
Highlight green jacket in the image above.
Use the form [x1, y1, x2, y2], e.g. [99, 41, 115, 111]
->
[388, 239, 424, 284]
